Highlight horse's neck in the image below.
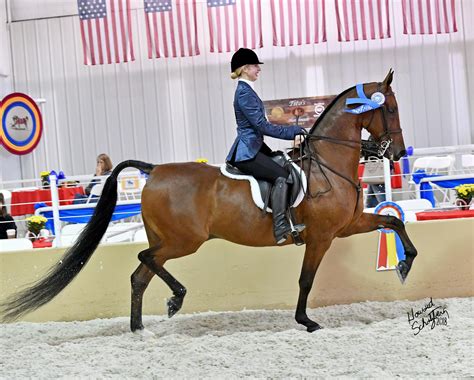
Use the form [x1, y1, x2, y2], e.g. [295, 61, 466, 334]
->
[311, 102, 362, 181]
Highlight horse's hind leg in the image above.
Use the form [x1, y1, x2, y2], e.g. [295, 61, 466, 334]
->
[130, 261, 155, 332]
[137, 245, 188, 319]
[295, 239, 333, 332]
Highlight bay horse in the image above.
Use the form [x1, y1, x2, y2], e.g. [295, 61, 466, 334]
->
[1, 70, 417, 333]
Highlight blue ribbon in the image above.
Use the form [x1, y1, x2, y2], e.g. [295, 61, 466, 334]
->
[345, 83, 383, 114]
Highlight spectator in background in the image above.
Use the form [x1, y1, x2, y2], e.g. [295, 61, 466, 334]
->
[361, 137, 394, 208]
[73, 153, 113, 204]
[85, 153, 113, 195]
[0, 193, 17, 239]
[366, 170, 386, 208]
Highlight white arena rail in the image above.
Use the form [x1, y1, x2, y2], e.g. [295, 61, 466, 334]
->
[0, 170, 145, 248]
[361, 144, 474, 212]
[2, 145, 473, 251]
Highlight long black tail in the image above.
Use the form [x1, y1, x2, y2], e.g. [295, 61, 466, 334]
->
[1, 160, 155, 322]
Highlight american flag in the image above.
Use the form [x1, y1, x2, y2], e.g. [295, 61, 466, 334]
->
[402, 0, 458, 34]
[334, 0, 391, 42]
[207, 0, 263, 53]
[77, 0, 134, 65]
[270, 0, 326, 46]
[144, 0, 200, 58]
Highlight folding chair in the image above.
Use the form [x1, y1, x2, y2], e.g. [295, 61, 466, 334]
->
[410, 155, 456, 205]
[86, 183, 104, 203]
[461, 154, 474, 173]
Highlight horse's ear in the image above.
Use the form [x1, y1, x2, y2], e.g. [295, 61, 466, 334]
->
[382, 68, 394, 87]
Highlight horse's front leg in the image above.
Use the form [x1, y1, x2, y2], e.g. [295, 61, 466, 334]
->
[341, 212, 418, 283]
[295, 240, 332, 332]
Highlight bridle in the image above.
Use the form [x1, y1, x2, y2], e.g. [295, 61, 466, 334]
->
[363, 84, 403, 157]
[291, 83, 402, 206]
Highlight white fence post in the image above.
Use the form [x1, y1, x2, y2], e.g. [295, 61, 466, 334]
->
[384, 158, 392, 202]
[49, 175, 62, 247]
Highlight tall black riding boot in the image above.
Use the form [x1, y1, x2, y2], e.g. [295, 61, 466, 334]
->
[271, 177, 292, 244]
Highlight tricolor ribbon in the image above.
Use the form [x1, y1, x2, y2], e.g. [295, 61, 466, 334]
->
[374, 201, 406, 271]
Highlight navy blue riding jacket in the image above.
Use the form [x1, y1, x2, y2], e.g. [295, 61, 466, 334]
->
[226, 81, 302, 163]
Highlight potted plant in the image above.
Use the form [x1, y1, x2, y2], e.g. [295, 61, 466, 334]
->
[26, 215, 48, 240]
[454, 184, 474, 210]
[40, 171, 50, 189]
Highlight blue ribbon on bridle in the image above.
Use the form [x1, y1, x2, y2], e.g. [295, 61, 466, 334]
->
[345, 83, 384, 114]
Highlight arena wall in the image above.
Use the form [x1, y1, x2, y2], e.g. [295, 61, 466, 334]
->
[0, 218, 472, 323]
[4, 1, 473, 180]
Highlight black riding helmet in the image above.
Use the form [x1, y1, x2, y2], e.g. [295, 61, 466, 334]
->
[230, 48, 263, 73]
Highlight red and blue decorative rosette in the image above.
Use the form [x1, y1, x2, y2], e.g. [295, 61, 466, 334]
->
[374, 201, 406, 271]
[374, 201, 405, 232]
[0, 92, 43, 155]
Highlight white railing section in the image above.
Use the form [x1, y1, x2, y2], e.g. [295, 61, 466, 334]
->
[360, 145, 474, 207]
[0, 169, 146, 248]
[1, 146, 473, 250]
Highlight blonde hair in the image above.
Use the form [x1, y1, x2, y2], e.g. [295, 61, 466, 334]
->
[230, 66, 244, 80]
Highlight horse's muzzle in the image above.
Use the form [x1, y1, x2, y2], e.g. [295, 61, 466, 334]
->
[393, 149, 406, 162]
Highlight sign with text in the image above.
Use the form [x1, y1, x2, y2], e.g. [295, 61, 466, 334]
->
[263, 95, 336, 129]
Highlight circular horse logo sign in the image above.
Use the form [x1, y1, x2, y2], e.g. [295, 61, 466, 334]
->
[0, 93, 43, 155]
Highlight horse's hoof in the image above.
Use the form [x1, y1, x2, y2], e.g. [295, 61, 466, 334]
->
[396, 260, 410, 284]
[130, 322, 144, 332]
[167, 296, 182, 318]
[307, 323, 322, 333]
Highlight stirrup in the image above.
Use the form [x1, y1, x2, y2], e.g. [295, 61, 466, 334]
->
[291, 230, 305, 246]
[288, 208, 305, 233]
[288, 215, 305, 246]
[290, 223, 305, 246]
[293, 223, 306, 233]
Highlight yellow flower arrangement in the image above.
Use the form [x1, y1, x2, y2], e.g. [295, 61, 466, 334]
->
[455, 184, 474, 202]
[40, 171, 51, 189]
[26, 215, 48, 235]
[195, 158, 208, 163]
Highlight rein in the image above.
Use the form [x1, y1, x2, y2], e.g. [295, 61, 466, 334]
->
[291, 134, 362, 201]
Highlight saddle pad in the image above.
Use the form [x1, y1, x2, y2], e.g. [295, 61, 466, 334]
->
[220, 159, 307, 213]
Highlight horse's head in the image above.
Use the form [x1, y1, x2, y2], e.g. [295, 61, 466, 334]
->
[358, 70, 406, 161]
[303, 71, 406, 163]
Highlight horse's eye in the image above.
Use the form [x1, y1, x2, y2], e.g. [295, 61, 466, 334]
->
[387, 107, 396, 114]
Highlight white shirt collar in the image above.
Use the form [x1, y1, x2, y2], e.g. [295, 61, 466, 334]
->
[238, 78, 255, 90]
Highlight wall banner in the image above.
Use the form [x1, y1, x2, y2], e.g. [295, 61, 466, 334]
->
[263, 95, 336, 128]
[0, 93, 43, 155]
